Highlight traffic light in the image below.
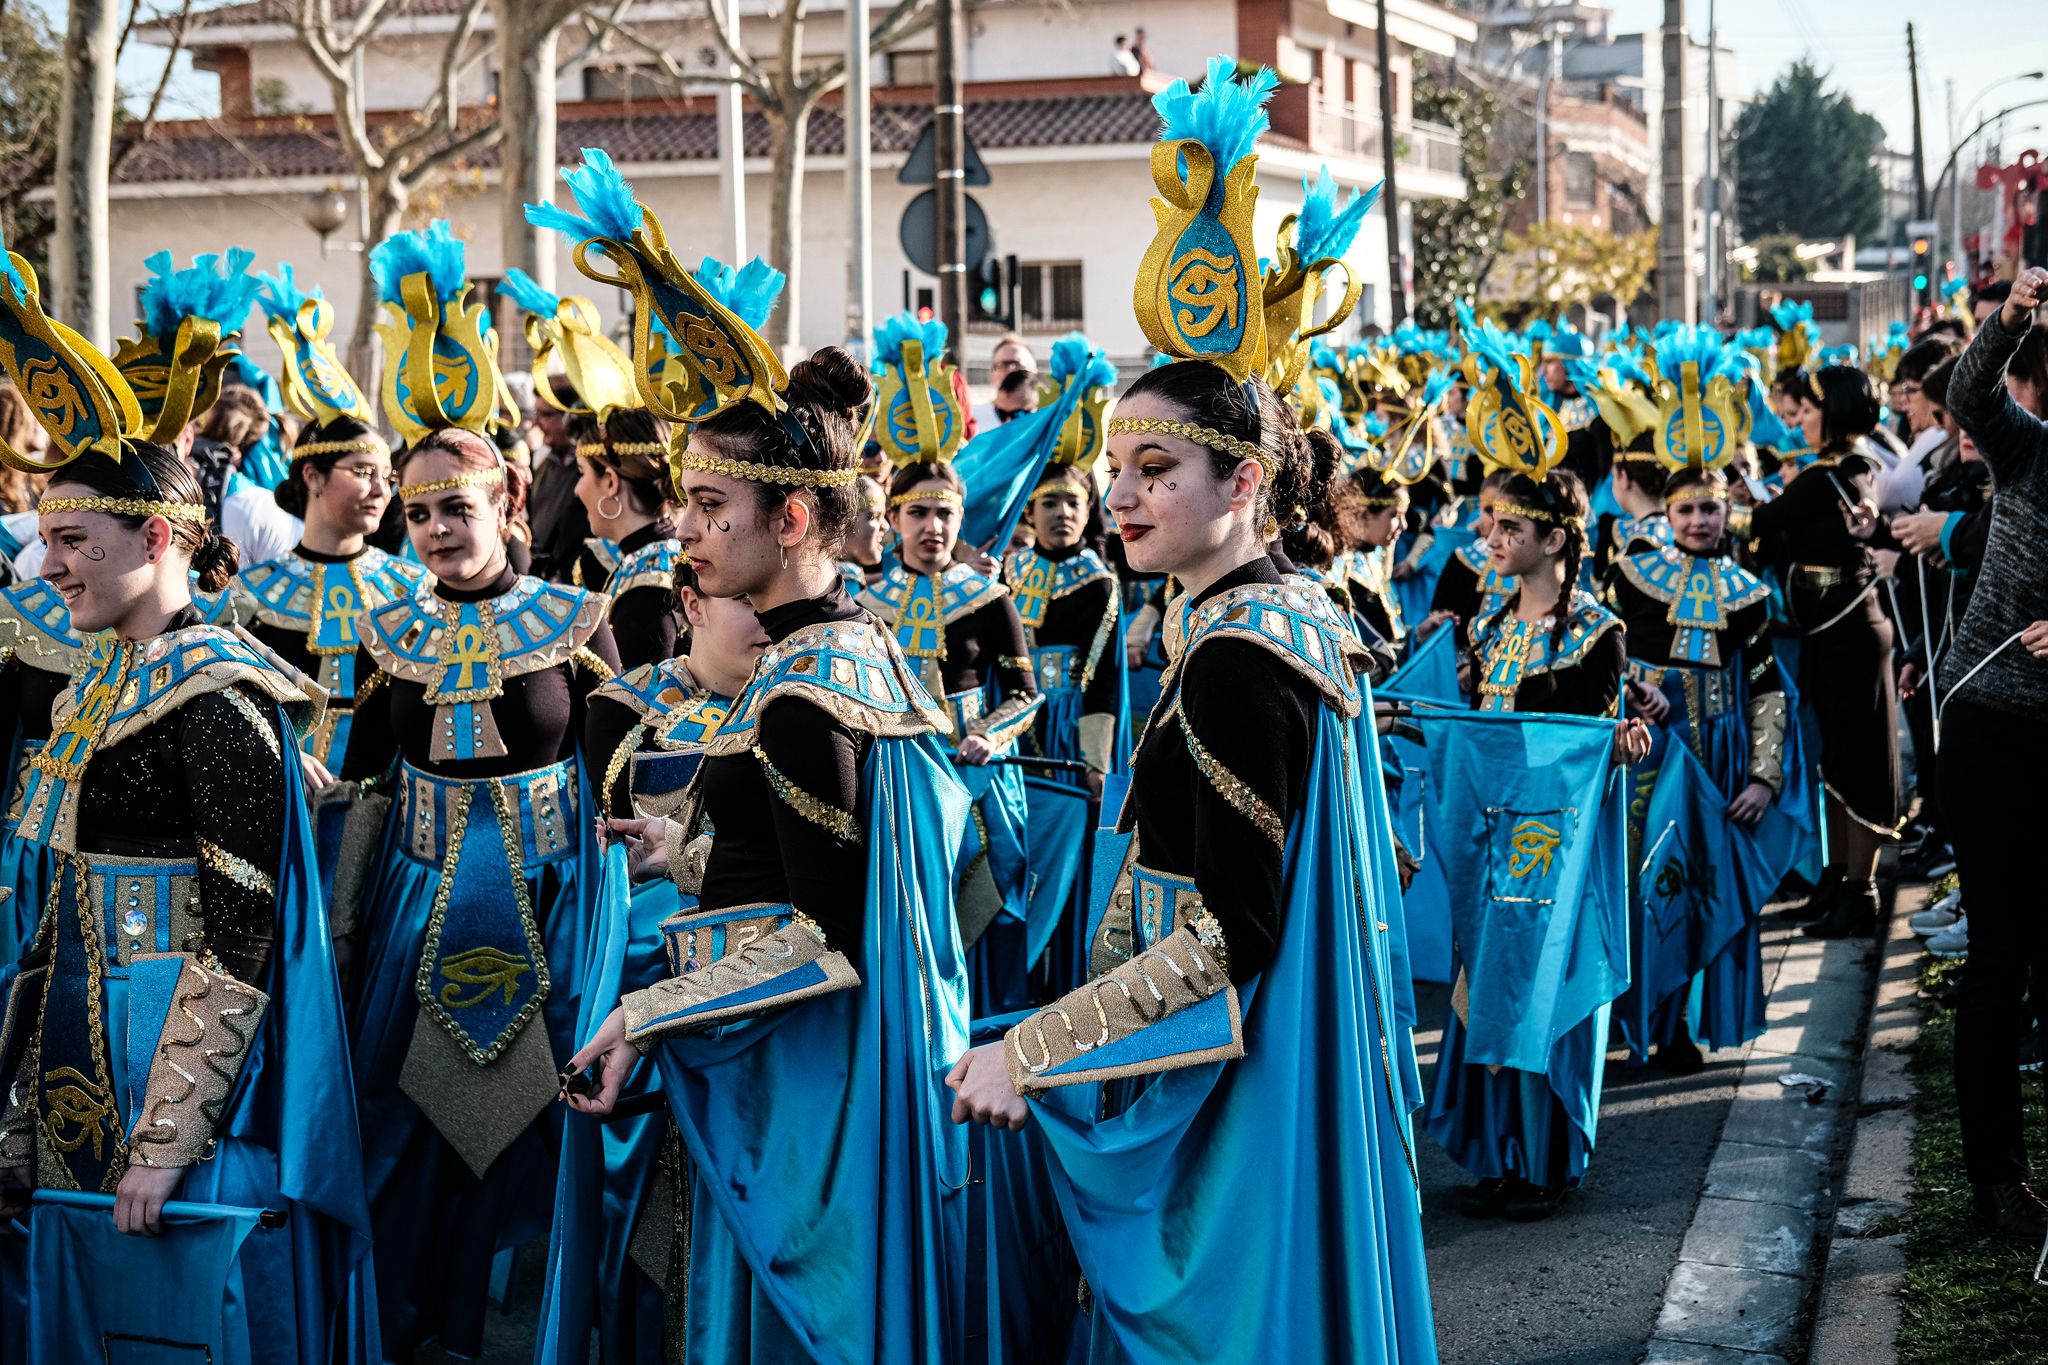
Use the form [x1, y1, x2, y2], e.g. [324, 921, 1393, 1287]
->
[1911, 236, 1932, 296]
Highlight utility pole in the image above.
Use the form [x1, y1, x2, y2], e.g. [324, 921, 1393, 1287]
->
[1375, 0, 1406, 324]
[845, 0, 873, 357]
[715, 0, 748, 266]
[1907, 23, 1928, 219]
[1657, 0, 1695, 322]
[932, 0, 968, 346]
[1702, 0, 1721, 325]
[1534, 24, 1553, 227]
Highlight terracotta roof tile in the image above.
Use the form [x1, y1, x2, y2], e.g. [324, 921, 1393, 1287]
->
[112, 92, 1160, 185]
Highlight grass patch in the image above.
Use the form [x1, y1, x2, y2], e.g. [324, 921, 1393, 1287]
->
[1896, 958, 2048, 1365]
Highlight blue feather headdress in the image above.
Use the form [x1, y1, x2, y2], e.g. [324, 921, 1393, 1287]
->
[112, 248, 266, 443]
[1263, 165, 1382, 406]
[256, 262, 372, 430]
[368, 220, 511, 442]
[693, 256, 786, 332]
[1455, 300, 1566, 480]
[871, 312, 964, 467]
[1648, 325, 1746, 475]
[498, 266, 640, 419]
[0, 219, 145, 476]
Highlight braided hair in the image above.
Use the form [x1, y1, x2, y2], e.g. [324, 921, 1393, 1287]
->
[1495, 468, 1589, 651]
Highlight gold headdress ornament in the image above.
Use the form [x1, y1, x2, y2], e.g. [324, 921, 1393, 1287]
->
[1454, 301, 1567, 484]
[112, 249, 265, 445]
[871, 312, 967, 468]
[525, 151, 846, 487]
[1769, 300, 1818, 372]
[0, 236, 207, 521]
[1260, 167, 1381, 410]
[254, 264, 381, 462]
[368, 221, 517, 446]
[1373, 368, 1457, 486]
[1649, 327, 1745, 499]
[496, 267, 640, 418]
[1583, 358, 1664, 449]
[1028, 333, 1120, 499]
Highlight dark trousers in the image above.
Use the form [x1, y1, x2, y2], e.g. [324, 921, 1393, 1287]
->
[1943, 695, 2048, 1185]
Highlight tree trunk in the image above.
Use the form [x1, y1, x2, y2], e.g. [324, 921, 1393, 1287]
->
[497, 6, 560, 291]
[351, 190, 408, 404]
[54, 0, 119, 347]
[765, 107, 807, 352]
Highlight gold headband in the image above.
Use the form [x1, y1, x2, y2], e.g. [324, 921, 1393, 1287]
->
[889, 487, 964, 510]
[1107, 416, 1276, 480]
[398, 467, 505, 499]
[293, 437, 389, 462]
[1492, 498, 1585, 532]
[39, 496, 208, 524]
[1030, 477, 1087, 503]
[575, 441, 669, 461]
[1356, 494, 1406, 509]
[672, 448, 860, 488]
[1664, 477, 1731, 505]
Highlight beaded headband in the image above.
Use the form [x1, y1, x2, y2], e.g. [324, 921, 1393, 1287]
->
[672, 448, 860, 488]
[1664, 475, 1731, 504]
[1491, 498, 1584, 532]
[574, 441, 668, 461]
[40, 495, 208, 523]
[888, 486, 963, 509]
[293, 436, 388, 462]
[398, 466, 504, 499]
[1107, 416, 1277, 481]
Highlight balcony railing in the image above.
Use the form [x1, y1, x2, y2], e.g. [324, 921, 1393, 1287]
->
[1311, 98, 1463, 177]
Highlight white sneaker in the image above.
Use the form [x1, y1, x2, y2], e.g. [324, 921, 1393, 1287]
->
[1927, 917, 1970, 960]
[1911, 895, 1964, 937]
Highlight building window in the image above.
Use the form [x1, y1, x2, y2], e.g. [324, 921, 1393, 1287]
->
[887, 50, 935, 86]
[1564, 151, 1598, 211]
[582, 63, 670, 101]
[1018, 261, 1084, 329]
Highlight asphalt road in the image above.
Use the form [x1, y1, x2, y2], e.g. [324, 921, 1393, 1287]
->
[1412, 979, 1746, 1365]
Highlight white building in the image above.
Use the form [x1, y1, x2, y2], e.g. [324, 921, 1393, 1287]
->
[119, 0, 1477, 376]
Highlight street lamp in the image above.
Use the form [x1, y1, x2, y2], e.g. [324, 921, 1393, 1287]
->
[303, 188, 363, 257]
[1948, 71, 2045, 272]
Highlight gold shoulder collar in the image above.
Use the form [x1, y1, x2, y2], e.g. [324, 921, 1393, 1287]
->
[0, 578, 83, 675]
[698, 617, 949, 757]
[1169, 580, 1369, 718]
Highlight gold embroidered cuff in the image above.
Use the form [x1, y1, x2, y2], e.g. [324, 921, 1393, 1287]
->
[129, 956, 270, 1169]
[972, 692, 1045, 750]
[752, 745, 860, 842]
[1078, 712, 1117, 775]
[621, 916, 860, 1043]
[1005, 919, 1242, 1094]
[1125, 602, 1161, 650]
[668, 821, 712, 897]
[1745, 691, 1789, 795]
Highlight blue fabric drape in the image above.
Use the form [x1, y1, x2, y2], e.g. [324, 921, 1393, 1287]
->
[649, 733, 973, 1364]
[1029, 710, 1438, 1364]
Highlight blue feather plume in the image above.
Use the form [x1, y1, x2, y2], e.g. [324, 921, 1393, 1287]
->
[498, 268, 563, 320]
[1455, 300, 1524, 380]
[1769, 300, 1813, 331]
[1048, 332, 1116, 392]
[1294, 166, 1381, 264]
[255, 263, 321, 323]
[138, 248, 263, 339]
[873, 312, 949, 368]
[1817, 343, 1858, 369]
[525, 148, 646, 245]
[692, 256, 786, 331]
[368, 220, 469, 307]
[1654, 325, 1741, 385]
[1310, 339, 1342, 372]
[1361, 411, 1390, 440]
[1419, 368, 1456, 408]
[1153, 55, 1279, 174]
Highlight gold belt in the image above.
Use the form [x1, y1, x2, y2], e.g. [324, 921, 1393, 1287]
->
[1791, 564, 1846, 589]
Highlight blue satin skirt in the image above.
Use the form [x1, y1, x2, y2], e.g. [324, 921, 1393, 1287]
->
[1427, 997, 1610, 1188]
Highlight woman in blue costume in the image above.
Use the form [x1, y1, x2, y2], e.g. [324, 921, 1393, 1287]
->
[1425, 465, 1518, 651]
[333, 220, 621, 1358]
[538, 559, 767, 1365]
[1423, 458, 1648, 1222]
[567, 408, 685, 671]
[852, 315, 1042, 1015]
[1608, 333, 1814, 1070]
[1337, 465, 1413, 653]
[1005, 465, 1123, 788]
[0, 407, 373, 1364]
[946, 59, 1438, 1364]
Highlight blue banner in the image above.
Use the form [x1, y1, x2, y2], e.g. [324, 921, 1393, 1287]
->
[1413, 709, 1631, 1074]
[1380, 624, 1461, 704]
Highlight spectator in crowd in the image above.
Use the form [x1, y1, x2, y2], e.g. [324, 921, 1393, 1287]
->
[1131, 27, 1155, 71]
[991, 367, 1040, 424]
[971, 332, 1038, 431]
[1879, 334, 1965, 512]
[526, 374, 590, 581]
[1938, 265, 2048, 1245]
[1110, 33, 1140, 76]
[195, 385, 302, 567]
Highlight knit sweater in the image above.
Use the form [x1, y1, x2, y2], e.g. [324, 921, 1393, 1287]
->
[1941, 311, 2048, 716]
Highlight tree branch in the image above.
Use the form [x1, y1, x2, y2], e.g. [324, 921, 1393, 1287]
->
[382, 0, 491, 161]
[572, 8, 703, 93]
[396, 113, 503, 187]
[700, 0, 770, 97]
[116, 0, 199, 164]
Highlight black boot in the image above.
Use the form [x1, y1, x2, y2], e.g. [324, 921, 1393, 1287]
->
[1655, 1032, 1705, 1075]
[1788, 866, 1843, 923]
[1503, 1177, 1569, 1221]
[1972, 1182, 2048, 1243]
[1460, 1177, 1508, 1218]
[1804, 879, 1880, 939]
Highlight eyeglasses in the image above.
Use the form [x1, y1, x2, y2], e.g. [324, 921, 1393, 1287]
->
[333, 464, 401, 492]
[1892, 383, 1921, 396]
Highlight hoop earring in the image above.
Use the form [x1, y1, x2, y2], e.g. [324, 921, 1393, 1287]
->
[597, 493, 625, 521]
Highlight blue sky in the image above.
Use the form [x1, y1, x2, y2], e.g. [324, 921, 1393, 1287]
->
[1609, 0, 2048, 163]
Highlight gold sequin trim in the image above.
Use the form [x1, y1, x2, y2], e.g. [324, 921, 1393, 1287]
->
[1107, 417, 1274, 479]
[997, 654, 1033, 673]
[39, 496, 207, 523]
[751, 744, 861, 842]
[292, 437, 388, 461]
[398, 467, 504, 499]
[1176, 711, 1284, 847]
[572, 646, 616, 683]
[198, 838, 277, 897]
[673, 448, 860, 488]
[575, 441, 667, 460]
[1492, 498, 1586, 532]
[888, 487, 963, 509]
[222, 687, 281, 759]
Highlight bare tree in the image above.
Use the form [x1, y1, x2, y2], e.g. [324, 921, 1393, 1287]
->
[578, 0, 936, 349]
[288, 0, 502, 373]
[494, 0, 604, 294]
